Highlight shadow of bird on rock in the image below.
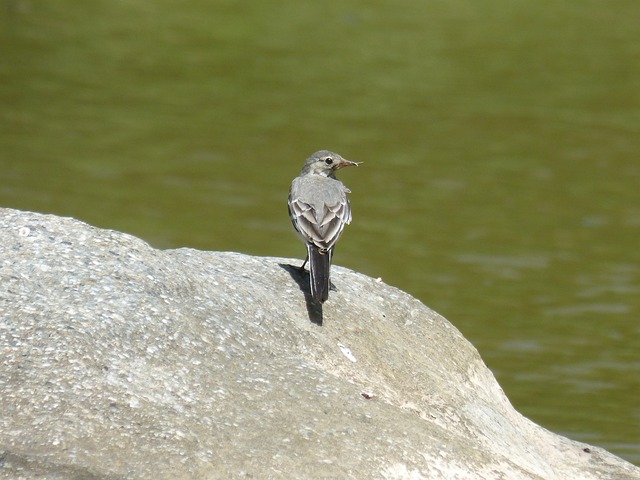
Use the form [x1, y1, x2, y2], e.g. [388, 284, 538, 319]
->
[279, 263, 323, 326]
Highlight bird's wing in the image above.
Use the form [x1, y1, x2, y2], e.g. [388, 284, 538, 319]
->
[288, 179, 351, 251]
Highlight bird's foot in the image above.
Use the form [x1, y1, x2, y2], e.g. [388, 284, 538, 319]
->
[298, 254, 309, 272]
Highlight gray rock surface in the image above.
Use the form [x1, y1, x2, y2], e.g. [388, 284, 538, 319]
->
[0, 207, 638, 480]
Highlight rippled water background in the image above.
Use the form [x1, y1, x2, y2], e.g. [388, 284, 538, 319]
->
[2, 0, 639, 465]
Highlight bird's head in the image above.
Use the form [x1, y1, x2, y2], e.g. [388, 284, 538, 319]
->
[301, 150, 361, 177]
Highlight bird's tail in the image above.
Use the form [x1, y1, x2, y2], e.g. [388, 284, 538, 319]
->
[308, 245, 331, 303]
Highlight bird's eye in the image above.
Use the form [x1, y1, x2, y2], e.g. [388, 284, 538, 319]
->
[324, 158, 333, 165]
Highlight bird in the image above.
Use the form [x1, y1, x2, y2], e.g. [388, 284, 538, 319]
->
[288, 150, 360, 303]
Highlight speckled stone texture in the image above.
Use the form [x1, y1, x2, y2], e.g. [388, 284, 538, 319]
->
[1, 208, 638, 480]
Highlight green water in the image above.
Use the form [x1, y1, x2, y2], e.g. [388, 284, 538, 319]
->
[2, 0, 639, 465]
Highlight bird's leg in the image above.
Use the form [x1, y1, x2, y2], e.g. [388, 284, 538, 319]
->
[299, 254, 308, 272]
[327, 248, 336, 291]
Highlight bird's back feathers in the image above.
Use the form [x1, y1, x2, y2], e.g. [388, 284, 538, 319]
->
[288, 175, 351, 251]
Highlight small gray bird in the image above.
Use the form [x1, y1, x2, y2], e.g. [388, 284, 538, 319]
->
[288, 150, 360, 303]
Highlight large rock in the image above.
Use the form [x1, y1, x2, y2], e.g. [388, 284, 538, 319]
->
[0, 207, 638, 480]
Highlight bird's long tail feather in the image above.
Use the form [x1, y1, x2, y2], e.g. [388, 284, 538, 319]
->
[308, 245, 331, 303]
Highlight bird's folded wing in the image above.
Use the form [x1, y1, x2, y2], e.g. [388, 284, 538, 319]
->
[289, 196, 351, 250]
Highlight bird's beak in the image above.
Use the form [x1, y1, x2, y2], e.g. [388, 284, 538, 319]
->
[336, 159, 361, 170]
